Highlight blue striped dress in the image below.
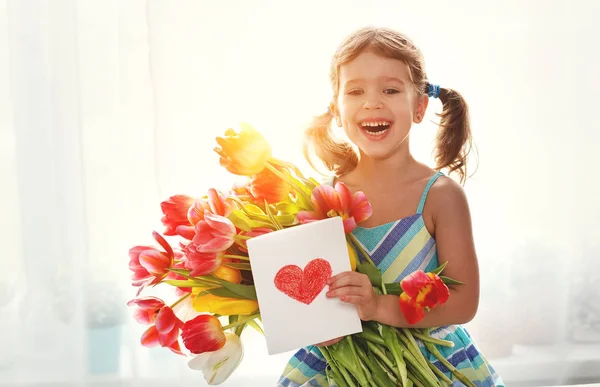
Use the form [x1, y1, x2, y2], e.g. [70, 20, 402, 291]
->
[277, 172, 504, 387]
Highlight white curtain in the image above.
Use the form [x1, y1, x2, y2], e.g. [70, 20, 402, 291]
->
[1, 1, 599, 386]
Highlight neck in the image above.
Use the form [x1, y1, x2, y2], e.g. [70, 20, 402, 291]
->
[351, 146, 418, 184]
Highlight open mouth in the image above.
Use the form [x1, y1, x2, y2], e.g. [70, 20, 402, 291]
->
[360, 121, 392, 136]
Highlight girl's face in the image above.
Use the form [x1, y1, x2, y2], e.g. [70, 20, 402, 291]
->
[335, 50, 427, 161]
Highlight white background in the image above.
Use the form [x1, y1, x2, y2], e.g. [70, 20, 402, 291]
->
[0, 0, 599, 386]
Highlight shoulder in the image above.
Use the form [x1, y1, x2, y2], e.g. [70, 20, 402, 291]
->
[425, 174, 471, 226]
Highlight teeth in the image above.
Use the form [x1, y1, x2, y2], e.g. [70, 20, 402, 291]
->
[365, 129, 386, 135]
[361, 121, 391, 127]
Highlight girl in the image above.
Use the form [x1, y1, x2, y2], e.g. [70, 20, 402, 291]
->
[277, 27, 504, 386]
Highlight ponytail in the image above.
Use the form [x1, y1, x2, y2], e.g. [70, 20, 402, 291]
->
[302, 110, 358, 177]
[433, 86, 475, 185]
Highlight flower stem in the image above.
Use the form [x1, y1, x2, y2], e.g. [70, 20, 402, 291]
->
[169, 293, 191, 310]
[423, 341, 475, 387]
[411, 331, 455, 347]
[221, 312, 260, 331]
[223, 254, 250, 261]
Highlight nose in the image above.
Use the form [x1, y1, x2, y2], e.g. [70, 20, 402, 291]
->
[362, 91, 383, 110]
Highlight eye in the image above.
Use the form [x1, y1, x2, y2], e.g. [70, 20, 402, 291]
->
[384, 88, 400, 94]
[347, 89, 363, 96]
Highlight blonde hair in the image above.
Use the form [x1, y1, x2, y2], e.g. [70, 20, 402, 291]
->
[303, 26, 474, 184]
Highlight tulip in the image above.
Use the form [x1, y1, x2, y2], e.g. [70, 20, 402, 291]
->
[192, 293, 258, 316]
[213, 265, 242, 284]
[187, 188, 233, 226]
[188, 332, 244, 385]
[213, 124, 272, 176]
[296, 182, 372, 234]
[347, 241, 358, 271]
[140, 306, 184, 354]
[127, 296, 166, 325]
[249, 167, 291, 204]
[399, 270, 450, 324]
[183, 243, 223, 277]
[181, 314, 226, 354]
[129, 231, 175, 287]
[192, 212, 236, 253]
[160, 195, 195, 236]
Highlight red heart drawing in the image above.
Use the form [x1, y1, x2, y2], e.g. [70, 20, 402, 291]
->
[274, 258, 332, 305]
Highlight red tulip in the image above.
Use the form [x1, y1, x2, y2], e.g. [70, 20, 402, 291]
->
[181, 314, 226, 354]
[399, 271, 450, 325]
[160, 195, 195, 236]
[140, 306, 184, 355]
[296, 182, 372, 233]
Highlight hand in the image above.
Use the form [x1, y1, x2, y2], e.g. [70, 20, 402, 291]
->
[326, 271, 379, 321]
[313, 336, 344, 347]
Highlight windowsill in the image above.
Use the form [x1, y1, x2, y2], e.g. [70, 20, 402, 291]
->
[2, 343, 599, 387]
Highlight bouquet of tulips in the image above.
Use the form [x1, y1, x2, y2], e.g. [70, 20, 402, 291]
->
[127, 124, 475, 386]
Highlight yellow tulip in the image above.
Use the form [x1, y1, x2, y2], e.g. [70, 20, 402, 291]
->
[192, 293, 258, 316]
[214, 123, 272, 176]
[213, 265, 242, 284]
[347, 241, 358, 271]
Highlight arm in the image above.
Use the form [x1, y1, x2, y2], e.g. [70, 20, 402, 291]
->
[373, 178, 480, 328]
[327, 178, 480, 329]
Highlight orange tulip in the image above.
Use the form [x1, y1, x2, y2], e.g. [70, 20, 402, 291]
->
[214, 124, 272, 176]
[249, 167, 291, 204]
[399, 271, 450, 325]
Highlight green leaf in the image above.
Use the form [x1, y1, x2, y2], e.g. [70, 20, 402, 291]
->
[228, 209, 253, 232]
[162, 279, 208, 288]
[209, 276, 258, 300]
[356, 262, 382, 288]
[201, 287, 244, 299]
[222, 262, 253, 270]
[381, 325, 408, 386]
[440, 276, 464, 285]
[431, 261, 448, 275]
[247, 319, 264, 335]
[264, 200, 283, 230]
[382, 282, 402, 295]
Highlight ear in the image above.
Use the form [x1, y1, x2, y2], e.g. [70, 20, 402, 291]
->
[329, 102, 342, 127]
[414, 95, 429, 124]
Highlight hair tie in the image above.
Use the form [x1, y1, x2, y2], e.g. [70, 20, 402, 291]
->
[427, 84, 441, 99]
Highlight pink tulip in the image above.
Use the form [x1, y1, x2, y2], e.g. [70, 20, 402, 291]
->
[129, 231, 175, 287]
[187, 188, 233, 226]
[297, 182, 372, 233]
[192, 212, 236, 253]
[127, 296, 166, 325]
[160, 195, 195, 236]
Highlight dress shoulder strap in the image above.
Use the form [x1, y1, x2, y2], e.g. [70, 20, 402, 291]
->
[416, 171, 444, 214]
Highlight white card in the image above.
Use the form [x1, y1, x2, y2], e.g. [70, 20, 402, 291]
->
[246, 216, 363, 355]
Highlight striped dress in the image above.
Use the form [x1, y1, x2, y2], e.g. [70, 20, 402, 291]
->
[277, 172, 504, 387]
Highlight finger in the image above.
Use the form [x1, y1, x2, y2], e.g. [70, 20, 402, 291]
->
[339, 295, 362, 304]
[328, 272, 365, 289]
[327, 286, 366, 299]
[327, 271, 354, 285]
